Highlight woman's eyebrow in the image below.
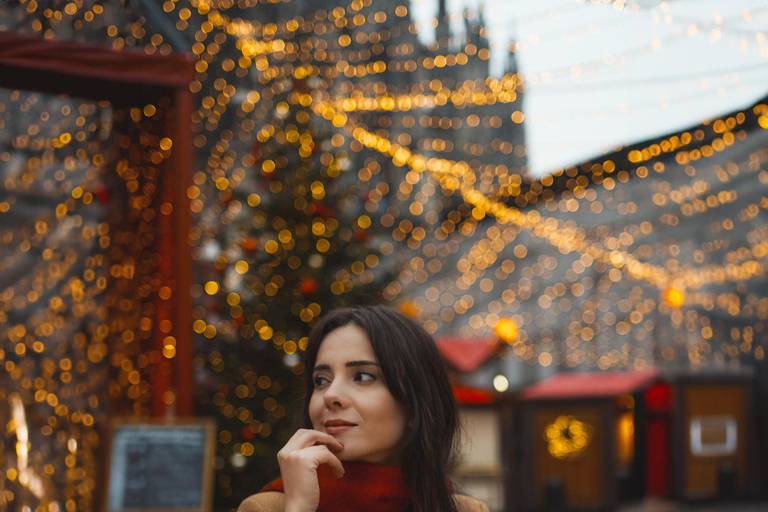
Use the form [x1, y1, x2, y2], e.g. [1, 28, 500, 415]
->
[312, 360, 380, 372]
[346, 360, 380, 367]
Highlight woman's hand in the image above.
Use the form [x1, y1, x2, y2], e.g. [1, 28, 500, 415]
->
[277, 429, 345, 512]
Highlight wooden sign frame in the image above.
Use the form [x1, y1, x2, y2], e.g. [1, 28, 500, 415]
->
[104, 418, 217, 512]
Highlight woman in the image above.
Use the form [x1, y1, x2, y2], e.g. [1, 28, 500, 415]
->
[238, 305, 489, 512]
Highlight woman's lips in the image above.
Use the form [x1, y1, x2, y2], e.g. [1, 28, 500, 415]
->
[326, 425, 355, 435]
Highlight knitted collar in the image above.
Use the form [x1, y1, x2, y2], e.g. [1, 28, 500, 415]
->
[261, 461, 412, 512]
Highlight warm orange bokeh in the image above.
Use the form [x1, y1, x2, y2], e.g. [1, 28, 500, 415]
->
[663, 287, 685, 308]
[494, 318, 518, 344]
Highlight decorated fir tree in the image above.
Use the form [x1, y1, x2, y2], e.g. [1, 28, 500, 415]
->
[193, 76, 395, 509]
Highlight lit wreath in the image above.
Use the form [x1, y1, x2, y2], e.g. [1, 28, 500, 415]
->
[544, 415, 594, 460]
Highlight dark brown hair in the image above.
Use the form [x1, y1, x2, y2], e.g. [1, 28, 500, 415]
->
[300, 305, 460, 512]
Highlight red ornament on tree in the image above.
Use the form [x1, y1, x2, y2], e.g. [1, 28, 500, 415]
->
[250, 141, 263, 162]
[242, 237, 258, 253]
[299, 277, 319, 295]
[94, 186, 110, 204]
[312, 201, 334, 220]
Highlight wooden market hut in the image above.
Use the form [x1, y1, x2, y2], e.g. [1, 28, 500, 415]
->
[665, 368, 760, 501]
[436, 337, 510, 512]
[513, 369, 659, 511]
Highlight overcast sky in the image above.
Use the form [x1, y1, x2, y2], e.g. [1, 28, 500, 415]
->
[409, 0, 768, 176]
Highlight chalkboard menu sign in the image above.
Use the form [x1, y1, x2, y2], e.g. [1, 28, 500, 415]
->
[105, 419, 216, 512]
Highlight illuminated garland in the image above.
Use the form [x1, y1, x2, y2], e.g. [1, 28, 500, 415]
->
[544, 415, 594, 460]
[312, 99, 765, 293]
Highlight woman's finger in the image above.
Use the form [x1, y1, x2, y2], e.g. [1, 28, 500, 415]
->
[299, 445, 345, 479]
[282, 428, 344, 452]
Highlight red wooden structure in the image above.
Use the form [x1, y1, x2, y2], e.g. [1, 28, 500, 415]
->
[644, 381, 673, 497]
[0, 31, 196, 416]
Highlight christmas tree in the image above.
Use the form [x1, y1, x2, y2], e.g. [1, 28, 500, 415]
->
[192, 75, 396, 508]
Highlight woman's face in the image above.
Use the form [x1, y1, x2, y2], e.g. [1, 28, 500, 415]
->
[309, 324, 409, 464]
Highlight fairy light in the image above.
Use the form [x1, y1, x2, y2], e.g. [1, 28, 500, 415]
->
[336, 98, 765, 292]
[493, 374, 509, 392]
[306, 89, 766, 371]
[663, 287, 685, 308]
[328, 79, 521, 113]
[219, 2, 508, 88]
[316, 98, 765, 292]
[9, 393, 45, 499]
[494, 318, 518, 344]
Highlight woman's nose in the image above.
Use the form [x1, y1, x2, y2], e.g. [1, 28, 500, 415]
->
[323, 380, 348, 408]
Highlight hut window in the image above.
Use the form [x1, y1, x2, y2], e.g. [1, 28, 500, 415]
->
[689, 416, 737, 456]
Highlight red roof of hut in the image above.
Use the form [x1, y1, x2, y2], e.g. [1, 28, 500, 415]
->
[519, 368, 659, 401]
[435, 337, 498, 373]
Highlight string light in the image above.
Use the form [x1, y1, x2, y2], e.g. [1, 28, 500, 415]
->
[494, 318, 519, 344]
[316, 99, 766, 292]
[663, 287, 685, 308]
[327, 78, 521, 113]
[9, 393, 44, 499]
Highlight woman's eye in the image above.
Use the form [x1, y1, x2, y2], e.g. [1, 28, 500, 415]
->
[355, 371, 376, 383]
[313, 375, 330, 386]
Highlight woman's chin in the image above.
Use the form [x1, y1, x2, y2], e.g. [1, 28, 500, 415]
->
[337, 452, 392, 465]
[337, 449, 368, 463]
[337, 451, 354, 462]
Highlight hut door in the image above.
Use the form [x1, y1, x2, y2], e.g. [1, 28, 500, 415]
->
[644, 383, 672, 496]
